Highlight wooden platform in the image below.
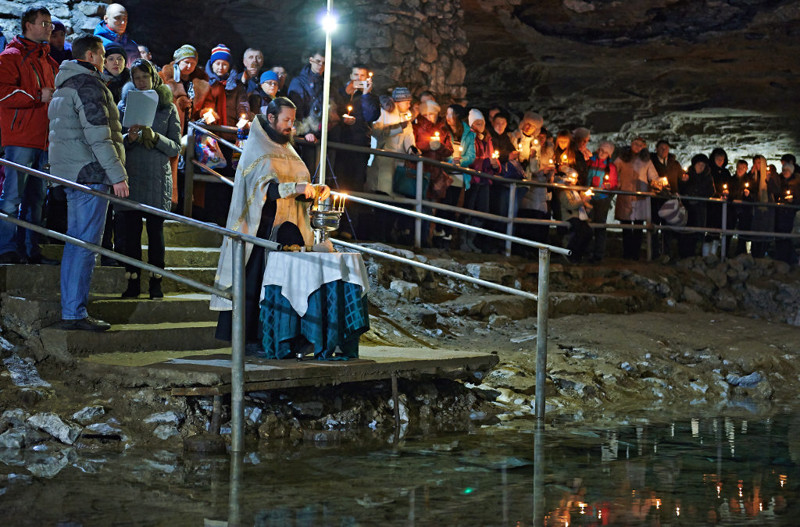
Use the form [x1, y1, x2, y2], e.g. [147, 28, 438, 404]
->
[80, 346, 499, 396]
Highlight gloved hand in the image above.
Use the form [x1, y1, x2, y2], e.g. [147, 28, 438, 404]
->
[141, 126, 159, 149]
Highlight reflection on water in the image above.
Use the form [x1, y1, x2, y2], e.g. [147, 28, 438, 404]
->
[2, 410, 800, 526]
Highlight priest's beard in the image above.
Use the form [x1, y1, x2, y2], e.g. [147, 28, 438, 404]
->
[260, 115, 293, 145]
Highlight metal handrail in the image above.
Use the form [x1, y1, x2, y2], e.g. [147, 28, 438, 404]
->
[188, 122, 800, 260]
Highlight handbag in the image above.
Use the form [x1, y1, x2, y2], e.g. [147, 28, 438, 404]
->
[658, 198, 688, 226]
[392, 164, 430, 198]
[194, 131, 227, 170]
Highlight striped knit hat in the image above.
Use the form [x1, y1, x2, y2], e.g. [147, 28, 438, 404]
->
[209, 44, 232, 65]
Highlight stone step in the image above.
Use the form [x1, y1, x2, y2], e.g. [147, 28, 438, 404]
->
[36, 320, 225, 361]
[0, 264, 218, 297]
[1, 293, 217, 338]
[161, 220, 224, 248]
[41, 245, 221, 268]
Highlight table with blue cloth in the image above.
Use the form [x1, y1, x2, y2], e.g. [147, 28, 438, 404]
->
[258, 252, 370, 360]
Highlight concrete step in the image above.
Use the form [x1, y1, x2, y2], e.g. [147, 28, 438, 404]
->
[41, 244, 221, 268]
[0, 264, 217, 297]
[1, 293, 218, 338]
[161, 220, 223, 248]
[0, 263, 125, 297]
[36, 320, 225, 360]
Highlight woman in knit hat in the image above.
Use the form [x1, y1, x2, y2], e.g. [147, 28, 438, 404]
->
[460, 109, 500, 252]
[158, 44, 211, 205]
[204, 44, 247, 128]
[104, 42, 130, 104]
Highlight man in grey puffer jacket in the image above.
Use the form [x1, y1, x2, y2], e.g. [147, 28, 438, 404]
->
[48, 34, 129, 331]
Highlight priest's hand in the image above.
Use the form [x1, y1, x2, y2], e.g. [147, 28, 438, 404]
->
[316, 185, 331, 202]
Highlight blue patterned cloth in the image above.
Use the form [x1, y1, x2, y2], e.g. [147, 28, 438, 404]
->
[259, 280, 369, 360]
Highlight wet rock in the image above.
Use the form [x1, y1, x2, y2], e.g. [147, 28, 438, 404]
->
[2, 353, 51, 388]
[726, 372, 763, 388]
[390, 280, 420, 300]
[144, 411, 184, 426]
[26, 449, 73, 478]
[153, 424, 180, 440]
[245, 406, 262, 424]
[0, 429, 25, 449]
[183, 433, 226, 454]
[483, 366, 537, 395]
[26, 413, 81, 445]
[83, 422, 123, 440]
[291, 401, 325, 418]
[258, 413, 302, 440]
[72, 406, 105, 424]
[465, 263, 517, 283]
[0, 409, 28, 433]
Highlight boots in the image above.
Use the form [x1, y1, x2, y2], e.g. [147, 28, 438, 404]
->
[121, 272, 140, 298]
[149, 276, 163, 300]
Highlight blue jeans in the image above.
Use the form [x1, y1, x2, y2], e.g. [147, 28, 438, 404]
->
[0, 146, 48, 257]
[61, 184, 110, 320]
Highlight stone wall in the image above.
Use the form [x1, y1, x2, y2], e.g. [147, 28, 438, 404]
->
[0, 1, 106, 37]
[0, 0, 469, 100]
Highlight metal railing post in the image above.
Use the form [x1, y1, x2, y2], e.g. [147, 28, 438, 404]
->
[721, 200, 728, 261]
[230, 239, 246, 453]
[414, 160, 423, 248]
[184, 131, 196, 217]
[505, 183, 517, 257]
[645, 195, 652, 261]
[535, 248, 550, 419]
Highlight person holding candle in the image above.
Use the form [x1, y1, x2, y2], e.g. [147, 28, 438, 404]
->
[774, 158, 800, 264]
[650, 139, 684, 260]
[159, 44, 212, 209]
[677, 153, 716, 258]
[461, 109, 501, 252]
[748, 155, 781, 258]
[412, 99, 454, 246]
[205, 44, 249, 129]
[614, 137, 659, 260]
[439, 104, 476, 248]
[212, 97, 331, 354]
[332, 65, 380, 196]
[510, 112, 545, 174]
[704, 147, 735, 256]
[558, 168, 593, 263]
[730, 159, 754, 255]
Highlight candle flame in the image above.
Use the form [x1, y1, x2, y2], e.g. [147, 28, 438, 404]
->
[585, 188, 594, 197]
[347, 105, 353, 113]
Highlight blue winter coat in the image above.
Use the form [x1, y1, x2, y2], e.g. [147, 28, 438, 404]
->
[93, 22, 139, 66]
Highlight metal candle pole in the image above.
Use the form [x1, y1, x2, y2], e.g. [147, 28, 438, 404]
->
[317, 0, 335, 188]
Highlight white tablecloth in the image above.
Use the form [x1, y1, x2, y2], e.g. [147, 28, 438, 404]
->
[260, 252, 370, 316]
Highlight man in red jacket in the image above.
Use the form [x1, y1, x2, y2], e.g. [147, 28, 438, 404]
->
[0, 6, 59, 264]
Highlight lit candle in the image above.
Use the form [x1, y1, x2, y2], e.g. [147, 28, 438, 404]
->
[347, 105, 353, 114]
[723, 184, 728, 190]
[604, 174, 610, 180]
[236, 113, 248, 128]
[561, 153, 568, 163]
[548, 158, 555, 165]
[492, 150, 499, 159]
[745, 182, 750, 188]
[458, 145, 463, 153]
[340, 194, 347, 211]
[585, 188, 594, 197]
[406, 111, 412, 120]
[202, 109, 216, 124]
[533, 139, 539, 145]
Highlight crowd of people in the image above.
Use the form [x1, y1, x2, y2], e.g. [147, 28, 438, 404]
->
[1, 4, 799, 333]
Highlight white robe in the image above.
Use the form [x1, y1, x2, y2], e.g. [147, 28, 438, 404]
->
[210, 117, 313, 311]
